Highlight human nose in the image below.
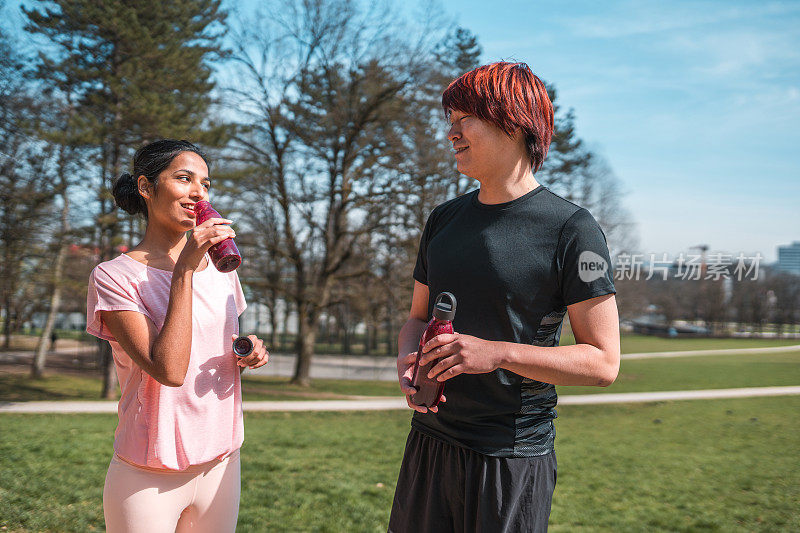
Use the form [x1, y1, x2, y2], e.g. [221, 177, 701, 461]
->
[447, 123, 461, 144]
[188, 180, 206, 201]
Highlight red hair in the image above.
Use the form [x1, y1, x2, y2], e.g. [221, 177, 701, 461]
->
[442, 62, 554, 172]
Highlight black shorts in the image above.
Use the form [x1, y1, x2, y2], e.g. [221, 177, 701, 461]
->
[388, 429, 557, 533]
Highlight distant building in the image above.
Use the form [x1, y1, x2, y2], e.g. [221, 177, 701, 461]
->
[777, 241, 800, 275]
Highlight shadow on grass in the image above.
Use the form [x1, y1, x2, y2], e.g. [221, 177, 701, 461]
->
[0, 373, 103, 402]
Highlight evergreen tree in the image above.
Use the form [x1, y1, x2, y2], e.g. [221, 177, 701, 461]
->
[537, 86, 592, 201]
[24, 0, 227, 398]
[435, 26, 482, 80]
[430, 26, 483, 196]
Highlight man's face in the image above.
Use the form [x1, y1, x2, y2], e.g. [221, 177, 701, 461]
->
[446, 109, 518, 180]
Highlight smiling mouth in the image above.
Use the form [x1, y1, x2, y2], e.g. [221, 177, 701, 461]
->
[453, 146, 468, 154]
[181, 203, 196, 215]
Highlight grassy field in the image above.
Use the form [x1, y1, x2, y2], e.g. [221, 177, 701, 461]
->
[0, 372, 108, 402]
[0, 373, 404, 402]
[578, 333, 798, 353]
[1, 396, 798, 532]
[559, 350, 800, 396]
[3, 331, 798, 354]
[3, 349, 799, 402]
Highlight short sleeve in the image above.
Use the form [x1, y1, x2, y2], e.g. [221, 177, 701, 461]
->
[231, 271, 247, 316]
[412, 210, 437, 285]
[556, 208, 617, 307]
[86, 265, 151, 341]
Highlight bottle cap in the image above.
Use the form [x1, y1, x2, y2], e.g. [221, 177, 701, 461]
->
[232, 336, 254, 357]
[432, 292, 457, 321]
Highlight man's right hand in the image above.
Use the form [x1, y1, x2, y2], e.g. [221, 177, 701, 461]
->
[397, 351, 445, 414]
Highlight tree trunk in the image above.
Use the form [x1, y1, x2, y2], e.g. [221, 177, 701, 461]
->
[280, 300, 290, 352]
[31, 247, 66, 378]
[386, 312, 396, 356]
[100, 340, 118, 399]
[100, 137, 121, 400]
[32, 167, 71, 379]
[342, 323, 351, 354]
[371, 322, 379, 352]
[291, 305, 316, 386]
[267, 299, 278, 350]
[2, 296, 11, 349]
[363, 318, 372, 355]
[101, 137, 122, 398]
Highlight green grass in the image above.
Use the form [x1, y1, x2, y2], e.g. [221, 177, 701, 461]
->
[618, 334, 800, 353]
[4, 349, 800, 403]
[5, 331, 798, 356]
[558, 350, 800, 396]
[0, 372, 106, 401]
[556, 333, 799, 354]
[548, 397, 800, 532]
[0, 372, 402, 402]
[1, 397, 798, 532]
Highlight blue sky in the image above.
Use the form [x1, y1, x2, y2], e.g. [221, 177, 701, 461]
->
[435, 0, 800, 262]
[7, 0, 798, 262]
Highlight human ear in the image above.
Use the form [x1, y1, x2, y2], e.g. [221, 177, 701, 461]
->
[137, 175, 152, 200]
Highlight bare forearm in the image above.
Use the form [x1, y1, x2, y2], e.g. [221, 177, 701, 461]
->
[499, 342, 619, 387]
[397, 317, 435, 412]
[150, 267, 194, 385]
[398, 318, 427, 358]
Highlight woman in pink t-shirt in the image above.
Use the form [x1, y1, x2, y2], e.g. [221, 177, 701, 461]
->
[86, 139, 268, 532]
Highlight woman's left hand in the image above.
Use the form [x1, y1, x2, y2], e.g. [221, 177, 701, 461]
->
[232, 334, 269, 370]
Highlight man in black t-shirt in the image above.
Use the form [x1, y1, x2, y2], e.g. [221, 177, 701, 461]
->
[388, 62, 620, 533]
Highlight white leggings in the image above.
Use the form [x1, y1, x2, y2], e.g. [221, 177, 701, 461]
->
[103, 450, 240, 533]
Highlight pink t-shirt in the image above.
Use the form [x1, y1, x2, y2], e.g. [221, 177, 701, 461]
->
[86, 253, 246, 471]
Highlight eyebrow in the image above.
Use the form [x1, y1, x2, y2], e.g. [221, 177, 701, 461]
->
[448, 110, 467, 122]
[174, 169, 210, 181]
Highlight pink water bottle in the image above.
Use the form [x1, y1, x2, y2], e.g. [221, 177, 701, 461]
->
[194, 200, 242, 273]
[411, 292, 457, 408]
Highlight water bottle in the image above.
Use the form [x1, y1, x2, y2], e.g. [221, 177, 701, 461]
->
[194, 200, 242, 273]
[411, 292, 457, 408]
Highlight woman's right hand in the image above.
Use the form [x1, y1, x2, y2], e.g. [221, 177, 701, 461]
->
[176, 217, 235, 271]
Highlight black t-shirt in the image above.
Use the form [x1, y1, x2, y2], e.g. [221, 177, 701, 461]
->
[411, 185, 616, 457]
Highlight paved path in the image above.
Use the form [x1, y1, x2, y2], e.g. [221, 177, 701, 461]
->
[621, 344, 800, 360]
[2, 386, 798, 413]
[555, 386, 800, 404]
[248, 353, 397, 381]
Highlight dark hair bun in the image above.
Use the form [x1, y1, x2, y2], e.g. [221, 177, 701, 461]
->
[112, 172, 146, 216]
[115, 139, 208, 220]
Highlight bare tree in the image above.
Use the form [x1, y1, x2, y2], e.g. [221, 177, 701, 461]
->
[0, 31, 58, 349]
[225, 0, 447, 384]
[30, 81, 87, 377]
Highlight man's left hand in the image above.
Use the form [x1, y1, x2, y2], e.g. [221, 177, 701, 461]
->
[419, 333, 504, 382]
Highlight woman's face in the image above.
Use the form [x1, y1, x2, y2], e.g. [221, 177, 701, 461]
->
[141, 151, 211, 233]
